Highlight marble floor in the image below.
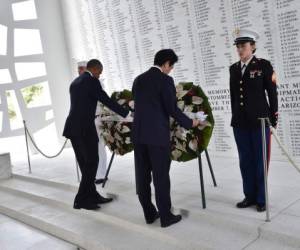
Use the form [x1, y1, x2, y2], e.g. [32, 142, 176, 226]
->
[0, 213, 76, 250]
[1, 146, 300, 249]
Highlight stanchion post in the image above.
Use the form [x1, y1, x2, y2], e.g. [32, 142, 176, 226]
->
[259, 117, 271, 222]
[204, 149, 217, 187]
[23, 120, 32, 174]
[102, 152, 115, 188]
[198, 153, 206, 209]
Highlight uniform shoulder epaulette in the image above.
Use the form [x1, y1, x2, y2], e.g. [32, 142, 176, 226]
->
[230, 61, 239, 69]
[256, 58, 270, 64]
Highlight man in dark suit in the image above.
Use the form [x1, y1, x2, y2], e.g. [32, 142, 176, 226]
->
[63, 59, 129, 210]
[132, 49, 199, 227]
[229, 29, 278, 212]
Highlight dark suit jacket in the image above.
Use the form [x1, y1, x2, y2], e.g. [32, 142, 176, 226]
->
[131, 67, 193, 147]
[63, 72, 129, 139]
[229, 56, 278, 128]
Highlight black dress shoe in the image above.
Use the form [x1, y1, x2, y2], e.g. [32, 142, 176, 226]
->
[146, 213, 160, 224]
[95, 195, 113, 204]
[73, 203, 100, 210]
[95, 178, 107, 185]
[161, 214, 182, 228]
[236, 198, 255, 208]
[256, 204, 266, 212]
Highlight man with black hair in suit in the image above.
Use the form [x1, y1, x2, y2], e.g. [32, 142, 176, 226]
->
[63, 59, 129, 210]
[132, 49, 200, 227]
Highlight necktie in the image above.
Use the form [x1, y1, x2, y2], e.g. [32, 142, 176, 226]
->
[241, 64, 246, 76]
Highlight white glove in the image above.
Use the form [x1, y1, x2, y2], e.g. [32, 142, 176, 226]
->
[123, 111, 133, 122]
[195, 111, 207, 122]
[126, 111, 132, 118]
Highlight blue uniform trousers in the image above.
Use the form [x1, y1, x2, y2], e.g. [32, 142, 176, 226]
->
[233, 127, 271, 205]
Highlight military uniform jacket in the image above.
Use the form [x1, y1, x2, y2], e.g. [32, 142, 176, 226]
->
[229, 56, 278, 128]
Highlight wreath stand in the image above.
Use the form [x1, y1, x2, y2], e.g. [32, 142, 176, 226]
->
[101, 148, 217, 209]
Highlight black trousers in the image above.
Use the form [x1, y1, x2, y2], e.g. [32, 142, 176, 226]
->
[134, 143, 172, 222]
[70, 134, 100, 205]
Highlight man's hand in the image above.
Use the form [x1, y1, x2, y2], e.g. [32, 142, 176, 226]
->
[192, 119, 200, 128]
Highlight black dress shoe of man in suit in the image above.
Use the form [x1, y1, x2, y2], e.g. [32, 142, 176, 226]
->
[146, 212, 160, 224]
[73, 202, 100, 210]
[236, 198, 256, 208]
[94, 195, 113, 204]
[161, 214, 182, 228]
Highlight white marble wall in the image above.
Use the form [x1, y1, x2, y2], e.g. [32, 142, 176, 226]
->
[0, 153, 12, 179]
[60, 0, 300, 163]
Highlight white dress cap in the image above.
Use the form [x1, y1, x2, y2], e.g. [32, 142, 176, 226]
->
[77, 60, 87, 67]
[233, 28, 259, 45]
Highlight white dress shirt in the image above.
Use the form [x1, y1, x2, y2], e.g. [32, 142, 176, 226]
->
[152, 65, 163, 72]
[85, 70, 93, 77]
[241, 56, 253, 76]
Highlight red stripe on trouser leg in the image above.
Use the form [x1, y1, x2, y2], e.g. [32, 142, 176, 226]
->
[267, 131, 272, 173]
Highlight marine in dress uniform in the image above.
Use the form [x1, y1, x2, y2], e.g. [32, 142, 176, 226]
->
[229, 29, 278, 212]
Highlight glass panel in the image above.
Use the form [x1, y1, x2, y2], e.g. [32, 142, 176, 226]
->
[6, 90, 23, 130]
[21, 81, 52, 108]
[0, 24, 7, 55]
[14, 29, 43, 56]
[15, 62, 46, 81]
[0, 111, 3, 132]
[12, 0, 37, 21]
[0, 69, 12, 84]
